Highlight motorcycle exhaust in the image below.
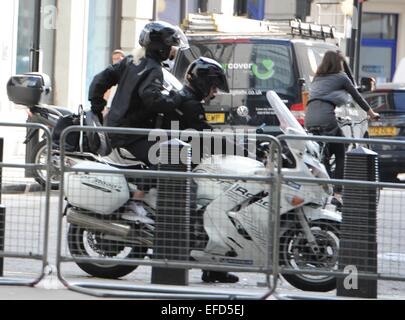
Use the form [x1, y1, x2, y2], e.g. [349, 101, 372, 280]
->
[67, 209, 131, 238]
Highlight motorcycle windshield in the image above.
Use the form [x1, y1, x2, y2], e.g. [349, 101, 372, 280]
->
[266, 91, 307, 136]
[162, 67, 183, 92]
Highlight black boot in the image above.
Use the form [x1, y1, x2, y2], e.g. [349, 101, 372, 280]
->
[201, 270, 239, 283]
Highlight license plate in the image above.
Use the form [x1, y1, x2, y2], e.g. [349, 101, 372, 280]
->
[368, 126, 398, 137]
[206, 113, 225, 124]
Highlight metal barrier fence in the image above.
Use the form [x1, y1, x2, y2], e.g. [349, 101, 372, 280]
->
[278, 134, 405, 298]
[0, 123, 52, 286]
[55, 126, 282, 299]
[3, 120, 405, 299]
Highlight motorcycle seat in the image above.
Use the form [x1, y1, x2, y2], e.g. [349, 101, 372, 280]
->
[52, 106, 73, 116]
[102, 148, 147, 170]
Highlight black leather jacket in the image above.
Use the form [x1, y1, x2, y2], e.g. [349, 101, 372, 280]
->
[162, 86, 212, 131]
[162, 86, 252, 161]
[88, 55, 181, 147]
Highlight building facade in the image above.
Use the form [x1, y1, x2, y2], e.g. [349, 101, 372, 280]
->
[0, 0, 58, 114]
[360, 0, 405, 84]
[310, 0, 405, 84]
[1, 0, 403, 115]
[0, 1, 18, 115]
[0, 0, 279, 113]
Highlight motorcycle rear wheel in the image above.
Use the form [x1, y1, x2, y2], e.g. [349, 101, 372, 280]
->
[280, 221, 340, 292]
[30, 140, 60, 190]
[68, 224, 147, 279]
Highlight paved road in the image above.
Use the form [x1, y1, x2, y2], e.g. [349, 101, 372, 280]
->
[1, 188, 405, 299]
[0, 122, 404, 299]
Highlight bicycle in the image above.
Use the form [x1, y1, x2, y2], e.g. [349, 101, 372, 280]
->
[308, 116, 370, 179]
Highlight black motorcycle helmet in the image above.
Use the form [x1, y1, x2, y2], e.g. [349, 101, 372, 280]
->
[185, 57, 230, 101]
[139, 21, 184, 62]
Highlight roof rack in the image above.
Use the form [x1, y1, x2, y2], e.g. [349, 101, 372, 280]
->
[290, 19, 336, 40]
[182, 13, 217, 33]
[182, 14, 339, 41]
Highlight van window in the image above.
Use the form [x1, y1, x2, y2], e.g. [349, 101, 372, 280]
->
[176, 40, 299, 100]
[174, 42, 234, 80]
[366, 92, 405, 113]
[294, 44, 337, 84]
[232, 42, 298, 98]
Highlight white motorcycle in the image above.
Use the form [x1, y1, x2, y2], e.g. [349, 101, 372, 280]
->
[63, 91, 341, 292]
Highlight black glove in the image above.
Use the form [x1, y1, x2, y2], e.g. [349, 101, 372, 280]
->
[90, 98, 106, 125]
[170, 90, 183, 107]
[90, 106, 104, 125]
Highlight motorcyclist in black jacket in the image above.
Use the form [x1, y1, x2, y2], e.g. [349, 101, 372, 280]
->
[163, 57, 225, 131]
[162, 57, 253, 163]
[88, 21, 186, 223]
[89, 21, 185, 164]
[163, 57, 241, 284]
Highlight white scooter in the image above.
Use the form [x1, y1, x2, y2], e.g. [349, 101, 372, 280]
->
[63, 91, 341, 292]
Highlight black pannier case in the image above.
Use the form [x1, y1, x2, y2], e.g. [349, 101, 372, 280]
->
[7, 73, 51, 107]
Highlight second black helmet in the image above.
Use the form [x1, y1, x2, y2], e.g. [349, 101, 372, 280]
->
[185, 57, 230, 100]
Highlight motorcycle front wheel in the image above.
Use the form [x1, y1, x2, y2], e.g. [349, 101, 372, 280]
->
[280, 221, 340, 292]
[67, 224, 148, 279]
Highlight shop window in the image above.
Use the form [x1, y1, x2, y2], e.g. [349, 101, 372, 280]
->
[16, 0, 36, 74]
[16, 0, 56, 103]
[360, 12, 398, 83]
[362, 13, 397, 40]
[85, 0, 114, 102]
[198, 0, 208, 12]
[235, 0, 248, 16]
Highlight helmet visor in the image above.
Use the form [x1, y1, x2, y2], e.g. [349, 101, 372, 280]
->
[211, 72, 230, 93]
[165, 27, 189, 50]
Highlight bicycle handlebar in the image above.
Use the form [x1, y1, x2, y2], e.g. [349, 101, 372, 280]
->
[337, 116, 369, 127]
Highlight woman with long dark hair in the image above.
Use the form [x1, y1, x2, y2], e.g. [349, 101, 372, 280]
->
[305, 50, 379, 197]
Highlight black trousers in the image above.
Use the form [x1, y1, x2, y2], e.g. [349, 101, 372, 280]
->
[123, 138, 157, 191]
[123, 137, 155, 167]
[307, 125, 345, 193]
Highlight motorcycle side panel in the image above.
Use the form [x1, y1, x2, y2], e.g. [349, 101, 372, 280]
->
[64, 162, 129, 215]
[193, 155, 266, 204]
[201, 180, 270, 265]
[194, 155, 265, 177]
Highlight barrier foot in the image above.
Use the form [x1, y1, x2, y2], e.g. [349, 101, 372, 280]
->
[34, 265, 67, 290]
[0, 205, 5, 278]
